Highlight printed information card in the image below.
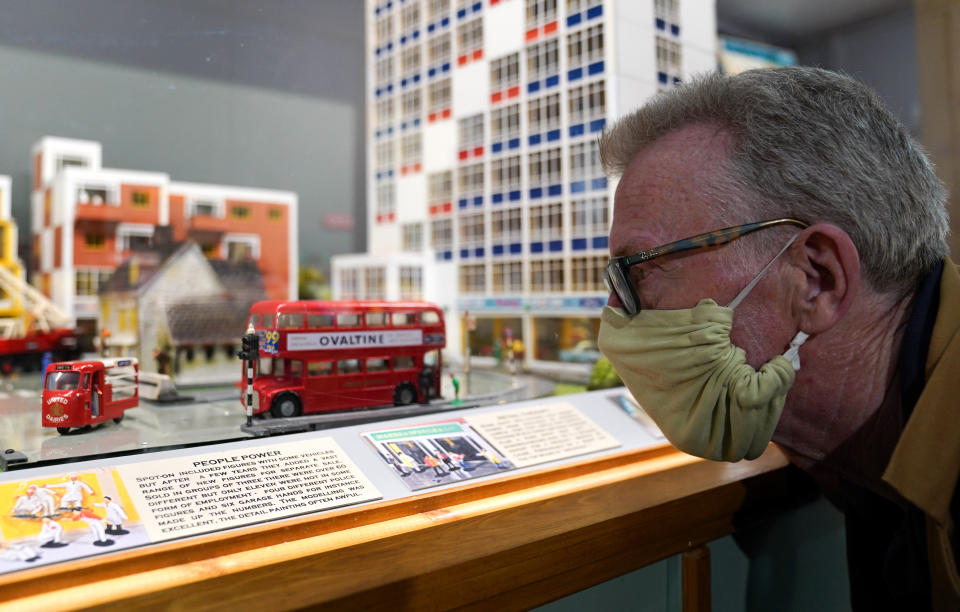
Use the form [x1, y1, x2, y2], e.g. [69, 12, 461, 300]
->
[116, 438, 381, 541]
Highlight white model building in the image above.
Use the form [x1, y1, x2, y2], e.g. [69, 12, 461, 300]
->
[333, 0, 716, 372]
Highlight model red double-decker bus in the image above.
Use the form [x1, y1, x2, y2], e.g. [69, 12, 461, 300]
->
[41, 358, 139, 434]
[243, 300, 446, 417]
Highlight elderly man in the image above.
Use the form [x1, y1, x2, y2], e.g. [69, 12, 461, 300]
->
[597, 67, 957, 610]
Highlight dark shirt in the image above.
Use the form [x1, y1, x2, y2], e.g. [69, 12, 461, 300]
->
[819, 261, 944, 611]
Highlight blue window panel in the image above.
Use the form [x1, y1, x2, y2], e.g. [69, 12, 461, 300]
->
[457, 8, 467, 18]
[376, 7, 381, 15]
[474, 247, 484, 257]
[375, 129, 381, 138]
[387, 42, 393, 50]
[545, 74, 559, 88]
[588, 60, 604, 75]
[400, 35, 407, 44]
[591, 177, 607, 190]
[509, 242, 522, 254]
[493, 245, 504, 255]
[531, 242, 544, 253]
[472, 2, 482, 12]
[473, 195, 483, 206]
[568, 67, 583, 81]
[413, 73, 421, 83]
[443, 62, 451, 72]
[401, 121, 408, 130]
[509, 190, 521, 201]
[546, 129, 560, 142]
[587, 4, 602, 19]
[570, 180, 586, 193]
[493, 192, 504, 204]
[376, 87, 382, 96]
[492, 142, 503, 153]
[460, 249, 469, 259]
[658, 71, 668, 84]
[572, 238, 587, 251]
[376, 172, 382, 180]
[401, 78, 408, 87]
[671, 24, 679, 36]
[376, 48, 382, 56]
[567, 12, 582, 26]
[656, 18, 665, 30]
[673, 76, 681, 84]
[387, 127, 394, 134]
[592, 236, 609, 249]
[387, 84, 394, 92]
[548, 184, 562, 196]
[549, 240, 563, 252]
[589, 118, 606, 133]
[428, 23, 435, 33]
[530, 187, 543, 199]
[388, 170, 394, 177]
[413, 29, 420, 39]
[569, 123, 585, 137]
[428, 67, 437, 77]
[442, 17, 450, 27]
[413, 118, 420, 126]
[529, 133, 542, 146]
[508, 137, 520, 149]
[444, 250, 452, 261]
[528, 81, 541, 93]
[459, 198, 468, 209]
[386, 2, 392, 9]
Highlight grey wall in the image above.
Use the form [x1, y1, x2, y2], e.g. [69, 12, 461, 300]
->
[0, 0, 367, 271]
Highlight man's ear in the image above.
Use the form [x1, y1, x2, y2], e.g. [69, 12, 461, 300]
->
[789, 223, 860, 334]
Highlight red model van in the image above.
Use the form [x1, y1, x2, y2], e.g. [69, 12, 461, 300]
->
[42, 358, 138, 434]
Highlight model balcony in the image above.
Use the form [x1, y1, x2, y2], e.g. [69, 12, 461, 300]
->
[75, 202, 124, 222]
[187, 214, 230, 234]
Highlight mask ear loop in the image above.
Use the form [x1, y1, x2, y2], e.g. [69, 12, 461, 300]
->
[727, 232, 802, 309]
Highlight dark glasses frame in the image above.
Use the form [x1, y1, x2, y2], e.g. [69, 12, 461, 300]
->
[604, 218, 809, 316]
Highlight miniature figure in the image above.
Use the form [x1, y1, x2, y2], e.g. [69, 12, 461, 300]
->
[94, 496, 129, 535]
[11, 487, 44, 518]
[449, 373, 461, 404]
[70, 510, 113, 547]
[38, 518, 66, 548]
[51, 474, 94, 510]
[41, 358, 138, 434]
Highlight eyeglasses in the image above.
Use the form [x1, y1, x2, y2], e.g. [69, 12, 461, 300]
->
[604, 218, 808, 316]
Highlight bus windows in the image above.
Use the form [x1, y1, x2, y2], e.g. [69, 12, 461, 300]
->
[421, 310, 440, 324]
[338, 359, 361, 374]
[308, 361, 334, 377]
[258, 356, 274, 376]
[366, 312, 387, 326]
[82, 373, 90, 388]
[393, 312, 415, 326]
[307, 314, 334, 328]
[288, 360, 303, 378]
[248, 313, 260, 328]
[366, 358, 389, 372]
[337, 313, 361, 327]
[261, 314, 275, 328]
[424, 350, 439, 367]
[394, 356, 415, 370]
[278, 313, 303, 329]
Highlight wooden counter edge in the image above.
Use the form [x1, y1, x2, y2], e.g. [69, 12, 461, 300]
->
[0, 444, 791, 611]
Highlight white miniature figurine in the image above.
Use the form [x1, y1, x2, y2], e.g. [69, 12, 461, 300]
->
[94, 496, 129, 535]
[11, 487, 44, 517]
[38, 518, 66, 548]
[71, 510, 113, 547]
[32, 484, 59, 517]
[51, 474, 94, 510]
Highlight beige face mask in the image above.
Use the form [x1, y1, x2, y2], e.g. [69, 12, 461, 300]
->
[597, 236, 808, 462]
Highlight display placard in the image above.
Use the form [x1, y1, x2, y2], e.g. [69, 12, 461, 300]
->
[465, 403, 620, 468]
[117, 438, 380, 540]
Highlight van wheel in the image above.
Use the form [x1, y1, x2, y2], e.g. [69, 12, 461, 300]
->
[56, 427, 70, 435]
[271, 393, 302, 418]
[394, 383, 417, 406]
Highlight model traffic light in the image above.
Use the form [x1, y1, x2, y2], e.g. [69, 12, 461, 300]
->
[238, 330, 259, 361]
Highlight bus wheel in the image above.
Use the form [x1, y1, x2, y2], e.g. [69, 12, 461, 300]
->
[0, 359, 12, 375]
[394, 383, 417, 406]
[271, 393, 302, 418]
[56, 427, 70, 435]
[113, 414, 124, 424]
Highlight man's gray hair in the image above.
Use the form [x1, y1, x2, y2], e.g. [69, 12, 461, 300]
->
[599, 66, 950, 295]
